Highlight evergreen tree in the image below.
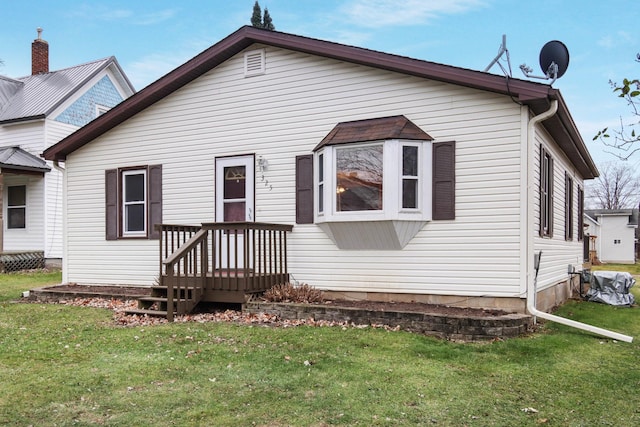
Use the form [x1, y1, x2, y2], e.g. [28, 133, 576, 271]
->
[262, 8, 275, 31]
[250, 1, 275, 31]
[251, 1, 262, 27]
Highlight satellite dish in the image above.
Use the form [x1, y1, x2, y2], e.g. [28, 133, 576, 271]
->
[519, 40, 570, 85]
[539, 40, 569, 78]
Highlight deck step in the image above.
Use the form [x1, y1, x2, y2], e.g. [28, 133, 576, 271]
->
[124, 308, 169, 317]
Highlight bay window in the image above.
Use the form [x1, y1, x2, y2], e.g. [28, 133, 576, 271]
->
[316, 140, 429, 223]
[304, 115, 453, 249]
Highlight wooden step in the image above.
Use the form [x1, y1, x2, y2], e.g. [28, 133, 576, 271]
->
[124, 308, 169, 317]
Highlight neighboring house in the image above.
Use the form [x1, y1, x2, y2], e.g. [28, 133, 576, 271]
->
[584, 209, 638, 264]
[43, 26, 598, 314]
[0, 29, 135, 266]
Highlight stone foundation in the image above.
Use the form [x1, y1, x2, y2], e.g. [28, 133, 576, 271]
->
[320, 291, 526, 313]
[245, 302, 533, 342]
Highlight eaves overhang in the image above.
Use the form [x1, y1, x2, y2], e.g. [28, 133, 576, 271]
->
[0, 114, 46, 126]
[43, 26, 598, 181]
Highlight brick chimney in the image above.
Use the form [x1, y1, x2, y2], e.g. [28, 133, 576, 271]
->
[31, 27, 49, 75]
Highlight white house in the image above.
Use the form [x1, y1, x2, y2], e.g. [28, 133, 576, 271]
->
[0, 29, 135, 267]
[584, 209, 638, 264]
[43, 26, 598, 314]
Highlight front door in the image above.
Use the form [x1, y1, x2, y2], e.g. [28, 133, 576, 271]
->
[215, 155, 255, 269]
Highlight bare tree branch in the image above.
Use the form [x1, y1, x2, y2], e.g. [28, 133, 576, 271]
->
[585, 161, 640, 209]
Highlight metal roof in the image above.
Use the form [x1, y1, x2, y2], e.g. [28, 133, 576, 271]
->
[42, 26, 599, 179]
[0, 57, 132, 124]
[0, 146, 50, 173]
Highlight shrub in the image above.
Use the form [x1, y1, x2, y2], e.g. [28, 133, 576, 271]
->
[263, 283, 323, 303]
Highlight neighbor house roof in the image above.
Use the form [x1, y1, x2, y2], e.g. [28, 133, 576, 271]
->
[0, 57, 134, 124]
[42, 26, 598, 179]
[0, 146, 51, 174]
[585, 209, 639, 227]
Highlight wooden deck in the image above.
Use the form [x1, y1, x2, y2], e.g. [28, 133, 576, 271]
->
[127, 222, 293, 320]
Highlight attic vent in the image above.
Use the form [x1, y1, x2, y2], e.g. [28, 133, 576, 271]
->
[244, 49, 266, 77]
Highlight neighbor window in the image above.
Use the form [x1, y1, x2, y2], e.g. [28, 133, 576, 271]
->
[539, 146, 554, 237]
[96, 105, 110, 116]
[7, 185, 26, 229]
[565, 172, 573, 241]
[122, 170, 147, 235]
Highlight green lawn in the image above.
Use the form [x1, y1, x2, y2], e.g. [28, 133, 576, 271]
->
[0, 269, 639, 426]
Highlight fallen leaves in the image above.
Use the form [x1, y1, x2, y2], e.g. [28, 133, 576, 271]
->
[40, 296, 403, 332]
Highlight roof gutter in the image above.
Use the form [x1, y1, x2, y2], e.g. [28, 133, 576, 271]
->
[526, 100, 633, 343]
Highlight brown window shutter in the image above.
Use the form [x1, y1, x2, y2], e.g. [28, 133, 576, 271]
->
[296, 155, 314, 224]
[105, 169, 118, 240]
[148, 164, 163, 239]
[432, 141, 455, 220]
[549, 156, 554, 237]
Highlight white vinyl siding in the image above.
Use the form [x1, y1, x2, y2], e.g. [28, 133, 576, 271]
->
[61, 45, 580, 297]
[533, 125, 585, 291]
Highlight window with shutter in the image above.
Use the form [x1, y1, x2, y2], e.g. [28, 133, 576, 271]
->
[565, 172, 573, 241]
[105, 165, 162, 240]
[432, 141, 455, 220]
[540, 146, 554, 237]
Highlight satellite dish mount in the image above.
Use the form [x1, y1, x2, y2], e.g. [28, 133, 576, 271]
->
[520, 40, 570, 85]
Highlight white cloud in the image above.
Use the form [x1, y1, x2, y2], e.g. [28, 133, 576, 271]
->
[598, 31, 636, 49]
[126, 53, 188, 89]
[340, 0, 487, 27]
[135, 9, 178, 26]
[68, 5, 177, 26]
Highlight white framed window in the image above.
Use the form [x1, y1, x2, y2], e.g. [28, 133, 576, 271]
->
[7, 185, 26, 229]
[316, 140, 431, 223]
[317, 152, 325, 215]
[122, 169, 147, 236]
[96, 104, 110, 117]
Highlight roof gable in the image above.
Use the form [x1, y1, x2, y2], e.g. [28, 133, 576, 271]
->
[0, 57, 134, 124]
[42, 26, 598, 179]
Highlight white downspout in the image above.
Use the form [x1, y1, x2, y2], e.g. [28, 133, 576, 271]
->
[526, 100, 633, 343]
[53, 160, 68, 285]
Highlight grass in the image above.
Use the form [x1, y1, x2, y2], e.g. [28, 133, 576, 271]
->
[0, 269, 639, 426]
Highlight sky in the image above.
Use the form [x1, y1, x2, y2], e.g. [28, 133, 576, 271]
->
[1, 0, 638, 169]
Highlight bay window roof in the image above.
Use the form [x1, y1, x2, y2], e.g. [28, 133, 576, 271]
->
[313, 115, 433, 151]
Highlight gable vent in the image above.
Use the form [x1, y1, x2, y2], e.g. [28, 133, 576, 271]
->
[244, 49, 266, 77]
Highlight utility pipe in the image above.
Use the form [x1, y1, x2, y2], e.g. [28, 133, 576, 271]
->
[525, 100, 633, 343]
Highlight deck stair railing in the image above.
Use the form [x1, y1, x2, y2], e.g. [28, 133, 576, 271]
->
[127, 222, 293, 320]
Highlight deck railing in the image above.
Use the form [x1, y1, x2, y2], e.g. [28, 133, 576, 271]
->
[158, 222, 294, 320]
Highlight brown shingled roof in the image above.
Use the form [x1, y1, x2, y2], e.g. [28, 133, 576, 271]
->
[314, 115, 433, 151]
